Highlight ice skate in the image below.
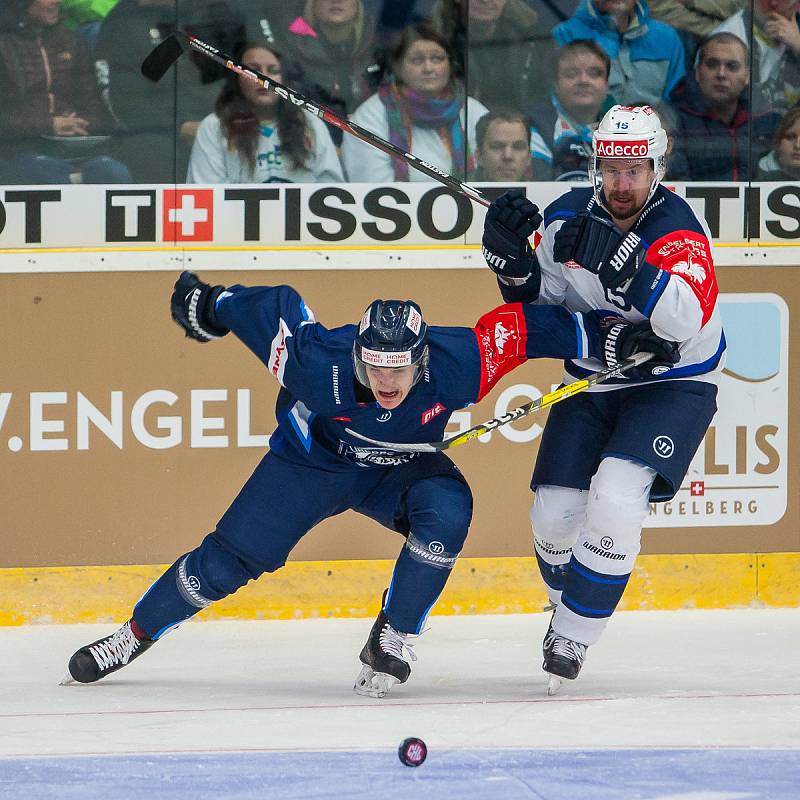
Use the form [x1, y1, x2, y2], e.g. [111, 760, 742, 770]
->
[61, 620, 153, 685]
[542, 618, 587, 695]
[354, 607, 416, 698]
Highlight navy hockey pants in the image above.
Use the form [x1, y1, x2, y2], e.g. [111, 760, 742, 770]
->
[133, 449, 472, 639]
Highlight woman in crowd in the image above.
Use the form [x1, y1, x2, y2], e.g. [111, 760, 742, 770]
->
[187, 41, 344, 184]
[757, 107, 800, 180]
[282, 0, 385, 144]
[342, 21, 488, 183]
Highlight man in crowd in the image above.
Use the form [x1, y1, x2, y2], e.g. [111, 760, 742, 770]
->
[529, 39, 616, 180]
[713, 0, 800, 114]
[472, 109, 537, 181]
[554, 0, 686, 106]
[672, 32, 779, 179]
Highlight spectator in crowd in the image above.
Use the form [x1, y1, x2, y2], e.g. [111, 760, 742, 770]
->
[471, 109, 538, 181]
[61, 0, 120, 48]
[757, 105, 800, 177]
[94, 0, 242, 182]
[671, 32, 779, 180]
[0, 0, 131, 184]
[529, 39, 616, 180]
[430, 0, 556, 113]
[553, 0, 686, 106]
[713, 0, 800, 114]
[342, 21, 488, 182]
[282, 0, 386, 144]
[187, 41, 343, 183]
[648, 0, 743, 38]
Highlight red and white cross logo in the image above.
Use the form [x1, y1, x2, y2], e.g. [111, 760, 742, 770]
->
[163, 189, 214, 241]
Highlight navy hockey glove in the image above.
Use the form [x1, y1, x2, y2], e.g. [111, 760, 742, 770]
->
[482, 189, 542, 286]
[553, 212, 647, 291]
[171, 271, 229, 342]
[600, 319, 679, 379]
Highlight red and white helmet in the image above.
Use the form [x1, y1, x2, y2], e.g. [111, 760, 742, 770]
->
[590, 105, 668, 210]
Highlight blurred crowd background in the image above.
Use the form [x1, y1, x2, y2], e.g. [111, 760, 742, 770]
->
[1, 0, 799, 186]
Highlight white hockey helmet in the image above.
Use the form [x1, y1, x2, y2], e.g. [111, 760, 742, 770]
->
[590, 105, 668, 211]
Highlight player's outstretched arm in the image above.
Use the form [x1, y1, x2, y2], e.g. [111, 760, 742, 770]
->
[481, 189, 543, 303]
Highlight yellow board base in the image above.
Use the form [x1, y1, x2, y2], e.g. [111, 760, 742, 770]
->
[1, 553, 798, 626]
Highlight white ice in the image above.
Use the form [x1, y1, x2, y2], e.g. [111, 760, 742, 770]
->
[1, 609, 798, 799]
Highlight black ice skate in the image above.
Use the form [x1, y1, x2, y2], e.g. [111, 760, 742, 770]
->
[354, 606, 417, 698]
[542, 618, 587, 696]
[60, 620, 153, 685]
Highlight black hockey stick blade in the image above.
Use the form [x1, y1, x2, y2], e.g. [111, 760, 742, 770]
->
[345, 353, 654, 453]
[141, 34, 185, 82]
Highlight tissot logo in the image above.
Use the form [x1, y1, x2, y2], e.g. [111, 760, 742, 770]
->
[596, 139, 648, 158]
[163, 189, 214, 242]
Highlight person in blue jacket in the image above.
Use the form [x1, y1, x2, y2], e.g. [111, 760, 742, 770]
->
[553, 0, 686, 107]
[61, 271, 675, 698]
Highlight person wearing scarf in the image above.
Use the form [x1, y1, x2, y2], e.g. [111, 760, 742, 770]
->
[342, 21, 488, 183]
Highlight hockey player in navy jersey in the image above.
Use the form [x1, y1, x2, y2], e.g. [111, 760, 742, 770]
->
[62, 269, 675, 698]
[481, 104, 725, 694]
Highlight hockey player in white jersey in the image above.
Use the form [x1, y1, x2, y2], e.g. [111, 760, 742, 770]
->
[480, 105, 725, 694]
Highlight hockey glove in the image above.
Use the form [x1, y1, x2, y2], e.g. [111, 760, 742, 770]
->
[481, 189, 542, 286]
[171, 270, 229, 342]
[600, 319, 679, 379]
[553, 212, 647, 291]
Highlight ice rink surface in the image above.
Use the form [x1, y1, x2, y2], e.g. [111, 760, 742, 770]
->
[1, 609, 799, 799]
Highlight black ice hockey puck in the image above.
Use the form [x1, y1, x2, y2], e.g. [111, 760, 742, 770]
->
[398, 737, 427, 767]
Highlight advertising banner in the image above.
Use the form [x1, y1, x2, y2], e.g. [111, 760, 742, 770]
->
[2, 183, 800, 249]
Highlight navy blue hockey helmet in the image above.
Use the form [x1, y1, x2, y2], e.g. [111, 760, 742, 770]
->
[353, 299, 429, 388]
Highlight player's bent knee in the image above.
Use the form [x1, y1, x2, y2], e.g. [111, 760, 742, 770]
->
[530, 485, 588, 546]
[404, 476, 472, 568]
[180, 533, 260, 604]
[587, 457, 655, 537]
[577, 458, 657, 569]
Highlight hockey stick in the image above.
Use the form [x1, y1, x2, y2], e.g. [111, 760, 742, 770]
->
[141, 33, 490, 207]
[345, 352, 654, 453]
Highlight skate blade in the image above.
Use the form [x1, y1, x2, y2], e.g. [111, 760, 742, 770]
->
[59, 672, 76, 686]
[353, 665, 399, 699]
[546, 673, 563, 696]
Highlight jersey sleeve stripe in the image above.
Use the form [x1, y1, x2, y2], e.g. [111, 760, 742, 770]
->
[641, 270, 670, 317]
[572, 312, 589, 358]
[544, 209, 577, 227]
[662, 332, 726, 378]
